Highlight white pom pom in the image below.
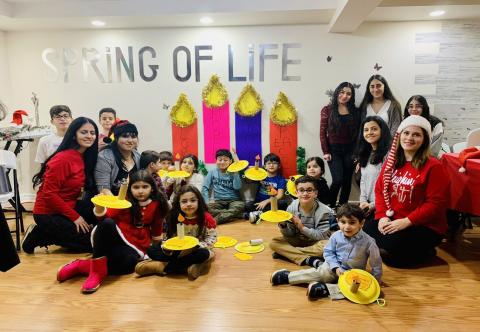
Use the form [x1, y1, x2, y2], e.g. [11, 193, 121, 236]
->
[459, 167, 466, 173]
[386, 209, 394, 217]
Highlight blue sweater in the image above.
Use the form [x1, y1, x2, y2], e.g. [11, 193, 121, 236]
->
[201, 168, 242, 202]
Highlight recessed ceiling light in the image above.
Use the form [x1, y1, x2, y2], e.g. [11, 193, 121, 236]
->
[200, 17, 213, 24]
[91, 20, 106, 27]
[429, 10, 445, 17]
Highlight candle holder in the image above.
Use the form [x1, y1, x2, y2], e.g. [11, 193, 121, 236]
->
[162, 213, 200, 251]
[168, 153, 190, 178]
[227, 148, 249, 173]
[337, 269, 382, 305]
[244, 154, 267, 181]
[260, 185, 293, 223]
[91, 179, 132, 209]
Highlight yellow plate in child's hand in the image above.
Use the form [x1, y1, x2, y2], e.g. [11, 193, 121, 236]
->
[214, 236, 238, 248]
[227, 160, 249, 173]
[234, 252, 253, 261]
[260, 210, 293, 223]
[163, 236, 199, 251]
[91, 195, 132, 209]
[157, 169, 168, 177]
[286, 175, 302, 198]
[338, 269, 381, 305]
[167, 170, 190, 178]
[234, 241, 265, 254]
[244, 167, 268, 181]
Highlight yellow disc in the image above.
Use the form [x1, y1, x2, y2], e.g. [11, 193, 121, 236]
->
[163, 236, 199, 251]
[234, 252, 253, 261]
[157, 169, 168, 177]
[260, 210, 293, 223]
[214, 236, 238, 248]
[338, 269, 381, 305]
[91, 195, 132, 209]
[227, 160, 249, 173]
[234, 241, 265, 254]
[244, 167, 268, 181]
[167, 170, 190, 178]
[286, 174, 302, 198]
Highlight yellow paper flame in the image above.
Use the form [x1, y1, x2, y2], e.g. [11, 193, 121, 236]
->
[270, 92, 297, 126]
[170, 93, 197, 127]
[234, 84, 263, 117]
[202, 74, 229, 108]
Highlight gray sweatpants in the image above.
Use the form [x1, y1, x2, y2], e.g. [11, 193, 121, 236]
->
[288, 261, 337, 285]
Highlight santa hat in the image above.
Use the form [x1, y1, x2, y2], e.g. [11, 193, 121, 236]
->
[458, 147, 480, 173]
[382, 115, 432, 217]
[11, 110, 29, 125]
[103, 119, 138, 144]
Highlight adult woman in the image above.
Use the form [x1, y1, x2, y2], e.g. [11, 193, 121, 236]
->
[320, 82, 360, 207]
[355, 116, 391, 216]
[404, 95, 444, 157]
[363, 115, 449, 267]
[360, 75, 402, 136]
[95, 120, 140, 195]
[22, 117, 99, 254]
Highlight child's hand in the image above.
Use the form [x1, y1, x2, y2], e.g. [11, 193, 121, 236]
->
[291, 215, 303, 230]
[336, 268, 345, 277]
[255, 199, 270, 210]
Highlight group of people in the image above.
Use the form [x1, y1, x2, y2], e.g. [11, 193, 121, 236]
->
[19, 73, 449, 298]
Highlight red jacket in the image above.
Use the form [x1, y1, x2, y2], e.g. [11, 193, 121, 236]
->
[374, 157, 449, 235]
[33, 149, 84, 222]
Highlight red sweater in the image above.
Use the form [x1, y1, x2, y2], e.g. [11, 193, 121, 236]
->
[33, 149, 85, 222]
[374, 158, 449, 235]
[319, 105, 358, 155]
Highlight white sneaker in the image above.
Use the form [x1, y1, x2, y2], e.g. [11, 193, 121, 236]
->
[249, 211, 260, 224]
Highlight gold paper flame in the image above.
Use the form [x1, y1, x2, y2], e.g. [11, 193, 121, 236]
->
[234, 84, 263, 117]
[170, 93, 197, 127]
[202, 74, 229, 108]
[270, 92, 297, 126]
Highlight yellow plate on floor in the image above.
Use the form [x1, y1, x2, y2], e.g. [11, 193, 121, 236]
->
[157, 169, 168, 177]
[234, 252, 253, 261]
[91, 195, 132, 209]
[167, 170, 190, 178]
[163, 236, 199, 251]
[260, 210, 293, 223]
[234, 241, 265, 254]
[227, 160, 249, 173]
[214, 236, 238, 248]
[286, 175, 302, 197]
[338, 269, 381, 305]
[244, 167, 268, 181]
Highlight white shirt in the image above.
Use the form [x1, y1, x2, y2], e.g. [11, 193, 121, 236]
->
[367, 99, 391, 124]
[35, 133, 63, 163]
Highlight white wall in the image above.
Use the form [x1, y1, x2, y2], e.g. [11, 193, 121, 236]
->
[2, 21, 450, 197]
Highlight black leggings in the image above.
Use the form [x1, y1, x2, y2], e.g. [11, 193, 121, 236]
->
[147, 243, 210, 273]
[327, 143, 354, 207]
[92, 218, 141, 275]
[363, 218, 443, 267]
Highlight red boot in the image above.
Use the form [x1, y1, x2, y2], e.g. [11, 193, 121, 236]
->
[57, 259, 91, 282]
[81, 256, 108, 294]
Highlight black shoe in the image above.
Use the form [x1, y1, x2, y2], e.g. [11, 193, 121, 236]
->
[272, 252, 282, 259]
[22, 223, 39, 254]
[270, 269, 290, 286]
[307, 282, 329, 300]
[305, 256, 324, 268]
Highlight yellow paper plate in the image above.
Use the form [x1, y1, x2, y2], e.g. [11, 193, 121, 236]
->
[338, 269, 381, 305]
[157, 169, 168, 177]
[244, 167, 268, 181]
[286, 175, 302, 198]
[234, 241, 265, 254]
[167, 170, 190, 178]
[163, 236, 199, 251]
[227, 160, 249, 173]
[91, 195, 132, 209]
[260, 210, 293, 223]
[234, 252, 253, 261]
[214, 235, 238, 248]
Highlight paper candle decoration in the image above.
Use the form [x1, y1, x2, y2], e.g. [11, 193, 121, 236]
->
[202, 75, 230, 163]
[174, 153, 181, 170]
[268, 185, 278, 212]
[170, 93, 198, 158]
[118, 179, 128, 200]
[254, 154, 260, 169]
[269, 92, 298, 177]
[234, 84, 263, 164]
[177, 214, 185, 239]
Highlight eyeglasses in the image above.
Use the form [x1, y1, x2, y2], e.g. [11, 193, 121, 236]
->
[297, 188, 316, 194]
[53, 114, 71, 120]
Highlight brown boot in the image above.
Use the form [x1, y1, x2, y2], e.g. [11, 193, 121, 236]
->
[135, 260, 168, 277]
[187, 253, 214, 281]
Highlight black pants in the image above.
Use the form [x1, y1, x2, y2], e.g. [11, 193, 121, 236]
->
[92, 218, 140, 275]
[0, 211, 20, 272]
[147, 242, 210, 273]
[327, 143, 354, 207]
[363, 218, 443, 267]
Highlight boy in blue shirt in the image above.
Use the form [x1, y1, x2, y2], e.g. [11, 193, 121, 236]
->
[270, 203, 383, 300]
[245, 153, 290, 224]
[202, 149, 244, 224]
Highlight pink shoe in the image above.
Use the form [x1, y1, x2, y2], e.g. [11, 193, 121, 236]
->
[81, 256, 108, 294]
[57, 259, 91, 282]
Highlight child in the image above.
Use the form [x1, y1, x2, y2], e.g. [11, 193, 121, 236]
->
[245, 153, 288, 224]
[269, 175, 335, 268]
[55, 170, 169, 294]
[170, 154, 204, 201]
[140, 150, 167, 195]
[305, 157, 330, 206]
[201, 149, 245, 224]
[270, 203, 383, 300]
[135, 185, 216, 280]
[159, 151, 174, 171]
[35, 105, 73, 164]
[98, 108, 116, 150]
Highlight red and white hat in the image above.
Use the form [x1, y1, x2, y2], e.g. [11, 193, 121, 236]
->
[458, 147, 480, 173]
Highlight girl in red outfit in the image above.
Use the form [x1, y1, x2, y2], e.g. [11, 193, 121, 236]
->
[56, 170, 170, 293]
[135, 185, 216, 280]
[363, 115, 449, 267]
[23, 117, 99, 254]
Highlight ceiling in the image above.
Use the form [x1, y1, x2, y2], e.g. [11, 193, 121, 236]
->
[0, 0, 479, 32]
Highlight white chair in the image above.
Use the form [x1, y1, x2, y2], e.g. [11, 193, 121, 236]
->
[0, 150, 24, 250]
[452, 142, 467, 153]
[466, 128, 480, 147]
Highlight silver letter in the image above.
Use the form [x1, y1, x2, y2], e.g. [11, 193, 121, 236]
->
[173, 46, 191, 82]
[42, 48, 59, 82]
[282, 43, 301, 81]
[139, 46, 158, 82]
[228, 45, 246, 82]
[195, 45, 212, 82]
[259, 44, 278, 82]
[116, 47, 134, 82]
[82, 48, 106, 83]
[248, 44, 254, 82]
[62, 48, 78, 83]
